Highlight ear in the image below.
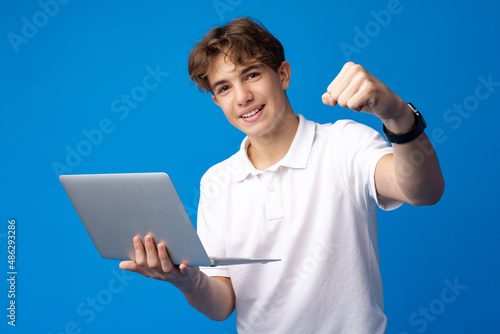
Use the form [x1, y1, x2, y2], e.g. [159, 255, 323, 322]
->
[278, 61, 291, 90]
[211, 94, 220, 107]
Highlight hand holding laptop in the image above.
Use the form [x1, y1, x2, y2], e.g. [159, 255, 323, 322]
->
[120, 234, 236, 320]
[59, 172, 267, 320]
[59, 172, 280, 267]
[119, 234, 201, 291]
[119, 233, 236, 319]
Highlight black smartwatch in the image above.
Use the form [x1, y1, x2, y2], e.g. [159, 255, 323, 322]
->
[383, 103, 427, 144]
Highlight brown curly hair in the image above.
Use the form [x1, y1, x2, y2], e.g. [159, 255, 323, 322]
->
[188, 17, 285, 93]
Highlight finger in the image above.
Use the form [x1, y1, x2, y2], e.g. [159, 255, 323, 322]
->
[133, 236, 148, 268]
[327, 61, 355, 92]
[119, 260, 150, 277]
[346, 74, 378, 112]
[144, 235, 163, 273]
[119, 260, 134, 270]
[327, 62, 356, 99]
[321, 92, 337, 106]
[131, 236, 156, 277]
[347, 88, 373, 113]
[179, 263, 201, 281]
[336, 74, 364, 108]
[179, 263, 188, 273]
[158, 243, 177, 273]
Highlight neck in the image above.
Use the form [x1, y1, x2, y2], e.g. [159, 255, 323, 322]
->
[247, 110, 299, 170]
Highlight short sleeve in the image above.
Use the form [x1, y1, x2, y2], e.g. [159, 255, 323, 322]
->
[333, 120, 403, 212]
[197, 173, 230, 277]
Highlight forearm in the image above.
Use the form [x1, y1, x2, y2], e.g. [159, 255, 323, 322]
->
[392, 133, 444, 205]
[119, 236, 235, 321]
[384, 105, 445, 205]
[181, 273, 235, 321]
[321, 62, 445, 205]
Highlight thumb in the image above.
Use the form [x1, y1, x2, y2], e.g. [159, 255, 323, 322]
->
[179, 263, 191, 274]
[321, 92, 337, 106]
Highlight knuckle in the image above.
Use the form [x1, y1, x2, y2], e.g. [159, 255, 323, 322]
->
[329, 89, 339, 99]
[347, 100, 360, 111]
[344, 61, 355, 68]
[337, 92, 348, 107]
[363, 81, 377, 95]
[349, 64, 365, 76]
[353, 71, 367, 83]
[327, 83, 335, 94]
[351, 63, 363, 71]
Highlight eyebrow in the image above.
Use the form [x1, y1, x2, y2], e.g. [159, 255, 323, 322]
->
[210, 64, 263, 93]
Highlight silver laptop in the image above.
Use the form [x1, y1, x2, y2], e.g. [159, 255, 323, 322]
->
[59, 172, 280, 267]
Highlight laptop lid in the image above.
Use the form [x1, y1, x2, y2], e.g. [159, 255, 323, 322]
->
[59, 173, 280, 267]
[60, 173, 214, 266]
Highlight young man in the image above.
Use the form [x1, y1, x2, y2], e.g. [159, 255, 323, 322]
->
[119, 18, 444, 333]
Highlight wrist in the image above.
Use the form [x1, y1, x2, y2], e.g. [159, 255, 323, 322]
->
[382, 102, 416, 134]
[383, 102, 427, 144]
[178, 269, 204, 295]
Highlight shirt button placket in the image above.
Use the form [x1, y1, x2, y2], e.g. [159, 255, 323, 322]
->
[266, 171, 283, 221]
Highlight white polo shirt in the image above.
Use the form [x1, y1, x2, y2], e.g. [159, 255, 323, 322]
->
[197, 114, 402, 333]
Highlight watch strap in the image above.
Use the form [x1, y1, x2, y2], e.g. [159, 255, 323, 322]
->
[383, 103, 427, 144]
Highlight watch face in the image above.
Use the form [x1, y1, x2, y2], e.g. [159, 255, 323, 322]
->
[419, 112, 427, 128]
[407, 102, 417, 112]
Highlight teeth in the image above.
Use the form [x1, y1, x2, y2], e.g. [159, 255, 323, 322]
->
[242, 106, 263, 118]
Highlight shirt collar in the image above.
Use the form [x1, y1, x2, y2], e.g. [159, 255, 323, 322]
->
[231, 114, 315, 182]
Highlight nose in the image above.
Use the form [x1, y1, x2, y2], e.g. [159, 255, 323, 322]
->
[235, 84, 253, 106]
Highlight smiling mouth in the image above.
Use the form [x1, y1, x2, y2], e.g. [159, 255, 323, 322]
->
[241, 105, 264, 118]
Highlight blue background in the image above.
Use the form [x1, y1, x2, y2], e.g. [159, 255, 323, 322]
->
[2, 0, 499, 333]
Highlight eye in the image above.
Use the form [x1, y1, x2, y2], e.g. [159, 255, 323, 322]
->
[218, 85, 229, 94]
[247, 72, 260, 80]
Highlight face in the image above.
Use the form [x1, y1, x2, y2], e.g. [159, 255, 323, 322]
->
[208, 55, 293, 140]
